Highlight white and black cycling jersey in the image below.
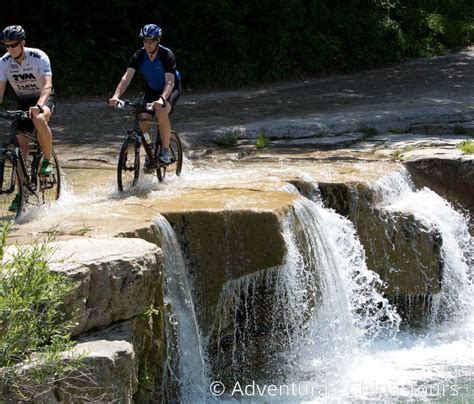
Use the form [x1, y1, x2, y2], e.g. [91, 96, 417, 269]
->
[0, 47, 52, 100]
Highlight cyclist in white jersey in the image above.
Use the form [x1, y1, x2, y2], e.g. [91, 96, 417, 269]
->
[0, 25, 56, 189]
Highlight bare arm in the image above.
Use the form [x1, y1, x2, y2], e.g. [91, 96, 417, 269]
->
[37, 75, 53, 106]
[111, 68, 136, 101]
[161, 72, 175, 100]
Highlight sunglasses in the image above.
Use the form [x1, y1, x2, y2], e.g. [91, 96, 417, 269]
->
[4, 42, 20, 49]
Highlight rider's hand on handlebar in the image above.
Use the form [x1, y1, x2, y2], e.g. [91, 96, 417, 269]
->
[150, 98, 166, 111]
[29, 105, 42, 119]
[109, 97, 120, 108]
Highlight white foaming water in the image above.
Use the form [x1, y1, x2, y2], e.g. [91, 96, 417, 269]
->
[153, 216, 209, 403]
[209, 195, 400, 402]
[281, 198, 400, 396]
[373, 168, 473, 324]
[207, 170, 472, 402]
[17, 169, 83, 223]
[331, 169, 474, 403]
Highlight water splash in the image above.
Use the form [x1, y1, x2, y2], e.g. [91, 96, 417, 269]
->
[373, 169, 473, 325]
[209, 195, 400, 391]
[153, 216, 209, 402]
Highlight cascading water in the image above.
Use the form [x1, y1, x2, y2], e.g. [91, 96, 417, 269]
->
[153, 216, 209, 403]
[340, 169, 474, 402]
[207, 191, 400, 401]
[372, 168, 473, 325]
[150, 166, 471, 402]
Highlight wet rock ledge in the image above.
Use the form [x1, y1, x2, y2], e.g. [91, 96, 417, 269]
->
[2, 171, 450, 401]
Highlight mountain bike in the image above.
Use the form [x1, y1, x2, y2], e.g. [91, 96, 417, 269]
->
[114, 99, 183, 192]
[0, 110, 61, 220]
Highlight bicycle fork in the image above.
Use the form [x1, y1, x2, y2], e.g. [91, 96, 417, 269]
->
[0, 150, 18, 195]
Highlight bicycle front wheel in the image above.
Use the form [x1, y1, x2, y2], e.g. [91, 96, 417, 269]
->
[0, 153, 23, 221]
[118, 136, 140, 192]
[36, 150, 61, 205]
[156, 131, 183, 181]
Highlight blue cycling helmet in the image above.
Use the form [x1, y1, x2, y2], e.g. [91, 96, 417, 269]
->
[139, 24, 162, 39]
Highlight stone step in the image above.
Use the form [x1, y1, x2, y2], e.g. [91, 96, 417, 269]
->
[238, 133, 366, 150]
[409, 121, 474, 136]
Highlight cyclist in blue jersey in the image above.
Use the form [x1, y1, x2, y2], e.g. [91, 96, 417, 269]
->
[109, 24, 181, 164]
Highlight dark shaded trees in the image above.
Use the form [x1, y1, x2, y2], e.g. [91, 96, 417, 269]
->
[1, 0, 472, 95]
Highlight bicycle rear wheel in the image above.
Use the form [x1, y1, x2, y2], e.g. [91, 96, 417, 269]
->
[118, 136, 141, 192]
[156, 131, 183, 181]
[36, 150, 61, 206]
[0, 153, 23, 221]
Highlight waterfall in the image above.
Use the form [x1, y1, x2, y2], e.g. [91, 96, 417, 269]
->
[372, 168, 473, 324]
[283, 197, 400, 388]
[209, 193, 400, 393]
[153, 167, 472, 402]
[153, 216, 209, 403]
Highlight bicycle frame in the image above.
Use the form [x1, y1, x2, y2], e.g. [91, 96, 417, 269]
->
[124, 102, 163, 168]
[115, 98, 183, 191]
[0, 117, 34, 195]
[0, 110, 61, 218]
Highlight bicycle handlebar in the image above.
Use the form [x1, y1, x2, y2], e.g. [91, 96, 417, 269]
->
[112, 99, 154, 111]
[0, 110, 29, 121]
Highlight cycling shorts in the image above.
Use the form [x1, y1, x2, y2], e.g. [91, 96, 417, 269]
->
[16, 95, 56, 134]
[143, 87, 180, 114]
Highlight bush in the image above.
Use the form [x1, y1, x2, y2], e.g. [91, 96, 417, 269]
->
[215, 130, 240, 147]
[458, 140, 474, 154]
[256, 130, 269, 149]
[0, 223, 81, 400]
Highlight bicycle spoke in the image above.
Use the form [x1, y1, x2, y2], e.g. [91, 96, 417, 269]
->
[37, 151, 61, 206]
[118, 137, 141, 192]
[0, 157, 22, 221]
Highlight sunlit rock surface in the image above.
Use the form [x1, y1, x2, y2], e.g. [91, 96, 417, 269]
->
[3, 155, 460, 398]
[404, 151, 474, 211]
[48, 238, 162, 336]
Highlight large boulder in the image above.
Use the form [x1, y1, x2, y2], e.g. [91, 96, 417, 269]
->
[0, 319, 165, 403]
[317, 181, 443, 296]
[47, 238, 163, 335]
[145, 188, 299, 337]
[404, 151, 474, 211]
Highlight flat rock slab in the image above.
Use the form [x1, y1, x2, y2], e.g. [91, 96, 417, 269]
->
[269, 133, 365, 149]
[210, 105, 474, 141]
[403, 151, 474, 209]
[47, 238, 162, 335]
[0, 322, 139, 403]
[351, 133, 471, 153]
[410, 121, 474, 136]
[58, 324, 138, 403]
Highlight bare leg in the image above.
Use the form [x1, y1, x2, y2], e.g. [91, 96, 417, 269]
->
[16, 132, 29, 159]
[32, 107, 52, 161]
[139, 112, 153, 135]
[155, 103, 172, 149]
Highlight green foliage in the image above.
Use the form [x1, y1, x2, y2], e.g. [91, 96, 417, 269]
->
[458, 140, 474, 154]
[358, 125, 380, 138]
[390, 149, 403, 160]
[215, 130, 240, 147]
[256, 130, 269, 149]
[0, 223, 81, 398]
[0, 0, 472, 94]
[388, 127, 403, 134]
